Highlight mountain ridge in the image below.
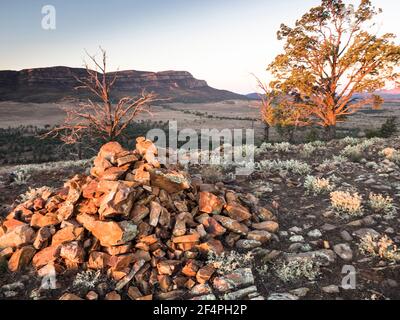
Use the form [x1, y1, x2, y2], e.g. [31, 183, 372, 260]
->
[247, 90, 400, 101]
[0, 66, 246, 103]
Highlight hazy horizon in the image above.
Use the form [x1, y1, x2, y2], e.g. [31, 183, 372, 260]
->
[1, 0, 399, 94]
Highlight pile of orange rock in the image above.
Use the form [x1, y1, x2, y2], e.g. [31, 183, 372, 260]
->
[0, 137, 279, 300]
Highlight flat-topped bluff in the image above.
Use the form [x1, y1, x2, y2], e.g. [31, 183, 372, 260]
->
[0, 67, 245, 103]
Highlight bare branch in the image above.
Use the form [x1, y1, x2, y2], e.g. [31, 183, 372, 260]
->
[43, 49, 158, 145]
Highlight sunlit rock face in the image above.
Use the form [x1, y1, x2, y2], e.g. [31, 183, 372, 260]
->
[0, 67, 243, 102]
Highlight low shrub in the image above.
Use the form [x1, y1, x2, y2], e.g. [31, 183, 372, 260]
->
[273, 258, 321, 283]
[330, 191, 363, 217]
[304, 176, 334, 195]
[359, 234, 400, 262]
[380, 117, 398, 138]
[258, 159, 311, 175]
[368, 193, 397, 219]
[72, 270, 103, 289]
[207, 251, 254, 275]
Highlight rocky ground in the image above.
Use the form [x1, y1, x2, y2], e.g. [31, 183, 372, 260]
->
[1, 136, 400, 300]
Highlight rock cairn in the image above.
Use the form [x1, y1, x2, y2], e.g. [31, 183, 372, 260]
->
[0, 137, 279, 300]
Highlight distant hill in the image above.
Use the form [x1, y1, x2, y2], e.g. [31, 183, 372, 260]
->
[377, 88, 400, 95]
[245, 92, 262, 100]
[375, 88, 400, 101]
[0, 67, 246, 103]
[354, 88, 400, 102]
[247, 90, 400, 102]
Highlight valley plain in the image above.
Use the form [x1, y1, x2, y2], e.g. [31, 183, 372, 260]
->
[1, 99, 400, 142]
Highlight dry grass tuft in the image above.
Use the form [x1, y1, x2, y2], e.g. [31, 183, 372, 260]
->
[273, 258, 321, 283]
[368, 193, 397, 219]
[330, 191, 363, 217]
[359, 234, 400, 262]
[207, 251, 254, 275]
[304, 176, 334, 195]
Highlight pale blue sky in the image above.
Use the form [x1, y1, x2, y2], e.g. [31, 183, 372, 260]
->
[0, 0, 399, 93]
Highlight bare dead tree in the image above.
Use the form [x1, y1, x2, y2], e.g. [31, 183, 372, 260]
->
[44, 49, 158, 144]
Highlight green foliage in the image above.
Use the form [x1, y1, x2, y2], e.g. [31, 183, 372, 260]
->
[365, 129, 381, 139]
[276, 124, 296, 142]
[380, 117, 398, 138]
[304, 127, 320, 143]
[365, 117, 398, 139]
[0, 121, 170, 166]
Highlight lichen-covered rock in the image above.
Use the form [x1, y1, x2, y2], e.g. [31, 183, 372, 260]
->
[252, 221, 279, 233]
[8, 246, 36, 272]
[32, 245, 61, 269]
[199, 192, 224, 214]
[77, 213, 137, 247]
[213, 268, 254, 292]
[284, 249, 336, 266]
[213, 215, 248, 235]
[0, 225, 35, 249]
[224, 202, 251, 222]
[150, 169, 191, 193]
[98, 181, 136, 218]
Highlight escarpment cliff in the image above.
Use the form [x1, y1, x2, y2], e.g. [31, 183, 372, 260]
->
[0, 67, 245, 103]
